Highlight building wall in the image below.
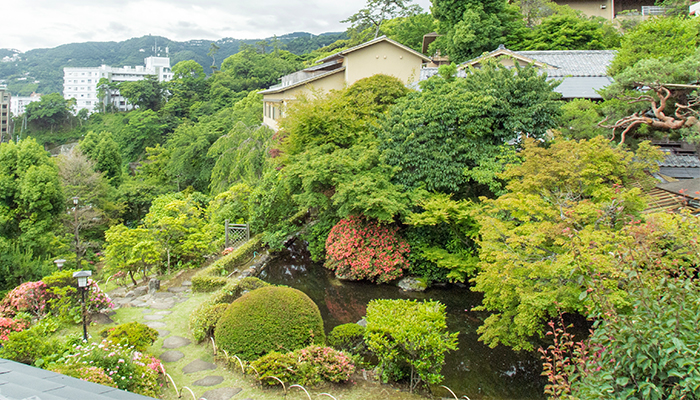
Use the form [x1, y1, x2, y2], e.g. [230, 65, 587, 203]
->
[554, 0, 614, 19]
[343, 41, 423, 86]
[0, 88, 11, 141]
[554, 0, 656, 19]
[10, 94, 41, 116]
[63, 57, 172, 114]
[262, 72, 346, 130]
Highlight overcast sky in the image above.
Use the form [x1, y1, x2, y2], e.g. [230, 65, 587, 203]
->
[4, 0, 434, 52]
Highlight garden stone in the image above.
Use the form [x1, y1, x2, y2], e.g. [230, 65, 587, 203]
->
[193, 376, 224, 386]
[182, 359, 216, 374]
[154, 310, 172, 315]
[148, 278, 160, 295]
[159, 350, 184, 362]
[181, 280, 192, 286]
[150, 300, 175, 310]
[131, 300, 148, 308]
[90, 313, 113, 325]
[397, 276, 427, 292]
[124, 290, 135, 298]
[357, 317, 367, 327]
[109, 287, 127, 297]
[200, 387, 242, 400]
[162, 336, 191, 349]
[143, 314, 164, 320]
[145, 321, 167, 329]
[153, 292, 174, 299]
[132, 286, 148, 297]
[157, 329, 170, 337]
[168, 286, 188, 293]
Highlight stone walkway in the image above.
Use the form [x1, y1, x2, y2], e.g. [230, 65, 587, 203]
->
[109, 280, 247, 400]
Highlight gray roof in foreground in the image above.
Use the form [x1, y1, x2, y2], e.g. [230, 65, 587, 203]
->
[0, 358, 157, 400]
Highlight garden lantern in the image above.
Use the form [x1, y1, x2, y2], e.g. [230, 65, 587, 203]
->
[73, 270, 91, 342]
[53, 259, 66, 271]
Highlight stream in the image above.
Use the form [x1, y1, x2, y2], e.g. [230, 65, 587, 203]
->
[258, 242, 546, 400]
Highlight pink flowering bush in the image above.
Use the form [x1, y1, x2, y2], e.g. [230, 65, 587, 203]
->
[59, 340, 162, 397]
[325, 216, 410, 283]
[221, 247, 234, 256]
[0, 281, 48, 317]
[0, 317, 28, 341]
[252, 345, 355, 386]
[50, 365, 118, 388]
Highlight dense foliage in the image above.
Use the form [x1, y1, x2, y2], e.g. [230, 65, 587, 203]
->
[365, 299, 458, 392]
[214, 286, 325, 360]
[252, 345, 355, 386]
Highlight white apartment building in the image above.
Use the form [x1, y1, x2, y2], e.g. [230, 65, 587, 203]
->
[10, 93, 41, 116]
[63, 56, 172, 113]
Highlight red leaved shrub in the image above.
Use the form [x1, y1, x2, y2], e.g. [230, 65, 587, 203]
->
[325, 216, 409, 283]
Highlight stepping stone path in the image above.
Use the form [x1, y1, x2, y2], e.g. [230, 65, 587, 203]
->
[183, 359, 217, 374]
[160, 350, 184, 363]
[193, 376, 224, 386]
[201, 387, 242, 400]
[163, 336, 191, 349]
[108, 280, 245, 399]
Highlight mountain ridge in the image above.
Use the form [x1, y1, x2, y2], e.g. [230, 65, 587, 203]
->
[0, 31, 345, 96]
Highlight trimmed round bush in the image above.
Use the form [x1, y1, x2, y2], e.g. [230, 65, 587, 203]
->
[328, 323, 365, 352]
[100, 322, 158, 352]
[214, 286, 325, 360]
[190, 303, 229, 342]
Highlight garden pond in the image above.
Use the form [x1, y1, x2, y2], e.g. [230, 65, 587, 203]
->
[258, 241, 546, 400]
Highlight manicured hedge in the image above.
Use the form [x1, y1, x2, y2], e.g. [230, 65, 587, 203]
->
[214, 286, 325, 360]
[100, 322, 158, 352]
[191, 236, 262, 292]
[328, 323, 365, 352]
[189, 277, 270, 343]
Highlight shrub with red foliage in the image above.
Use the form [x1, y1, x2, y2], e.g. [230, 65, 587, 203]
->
[0, 317, 28, 341]
[0, 281, 48, 317]
[325, 216, 409, 283]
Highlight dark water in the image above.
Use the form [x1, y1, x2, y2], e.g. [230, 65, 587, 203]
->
[259, 243, 546, 400]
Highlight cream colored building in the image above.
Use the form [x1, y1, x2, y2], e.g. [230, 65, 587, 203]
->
[554, 0, 659, 20]
[259, 36, 430, 130]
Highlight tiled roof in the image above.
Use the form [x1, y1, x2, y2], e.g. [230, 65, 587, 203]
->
[658, 153, 700, 168]
[317, 35, 431, 64]
[515, 50, 616, 77]
[0, 358, 157, 400]
[258, 67, 346, 95]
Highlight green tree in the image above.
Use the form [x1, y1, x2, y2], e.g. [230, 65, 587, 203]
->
[94, 134, 123, 185]
[218, 45, 301, 93]
[143, 192, 213, 270]
[24, 93, 74, 133]
[379, 61, 561, 195]
[118, 75, 165, 111]
[115, 109, 166, 161]
[365, 299, 459, 392]
[558, 99, 609, 140]
[608, 16, 700, 76]
[162, 60, 207, 119]
[521, 12, 621, 50]
[208, 122, 274, 194]
[430, 0, 527, 61]
[103, 225, 159, 285]
[472, 137, 663, 350]
[342, 0, 423, 39]
[380, 13, 437, 51]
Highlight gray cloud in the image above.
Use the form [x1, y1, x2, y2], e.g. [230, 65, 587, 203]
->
[4, 0, 432, 51]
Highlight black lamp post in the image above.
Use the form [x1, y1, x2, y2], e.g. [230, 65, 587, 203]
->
[72, 196, 81, 269]
[73, 270, 92, 342]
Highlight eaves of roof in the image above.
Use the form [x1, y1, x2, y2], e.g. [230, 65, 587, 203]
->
[316, 36, 431, 64]
[258, 67, 346, 95]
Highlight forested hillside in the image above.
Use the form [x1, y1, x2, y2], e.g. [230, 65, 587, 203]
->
[0, 32, 345, 95]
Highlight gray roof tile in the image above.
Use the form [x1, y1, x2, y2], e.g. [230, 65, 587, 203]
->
[515, 50, 617, 77]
